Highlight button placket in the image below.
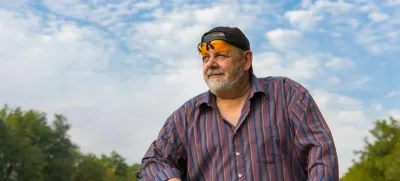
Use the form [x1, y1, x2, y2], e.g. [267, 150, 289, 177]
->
[233, 130, 245, 180]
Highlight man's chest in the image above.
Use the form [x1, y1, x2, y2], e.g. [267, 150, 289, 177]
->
[187, 95, 293, 157]
[218, 107, 242, 127]
[183, 97, 297, 180]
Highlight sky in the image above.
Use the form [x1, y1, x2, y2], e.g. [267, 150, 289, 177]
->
[0, 0, 399, 177]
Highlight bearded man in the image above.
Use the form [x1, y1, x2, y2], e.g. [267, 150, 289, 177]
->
[140, 26, 339, 181]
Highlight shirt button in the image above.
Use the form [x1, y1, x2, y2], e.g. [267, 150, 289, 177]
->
[236, 152, 240, 155]
[238, 174, 242, 177]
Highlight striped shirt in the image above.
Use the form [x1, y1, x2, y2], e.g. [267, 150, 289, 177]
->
[141, 73, 339, 181]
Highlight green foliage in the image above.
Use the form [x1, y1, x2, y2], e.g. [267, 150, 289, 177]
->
[73, 153, 107, 181]
[100, 151, 130, 181]
[341, 117, 400, 181]
[0, 105, 140, 181]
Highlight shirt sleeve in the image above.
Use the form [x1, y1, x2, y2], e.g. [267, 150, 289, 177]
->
[141, 113, 187, 181]
[289, 89, 339, 181]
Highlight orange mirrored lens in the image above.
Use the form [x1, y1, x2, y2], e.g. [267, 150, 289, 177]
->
[198, 40, 233, 56]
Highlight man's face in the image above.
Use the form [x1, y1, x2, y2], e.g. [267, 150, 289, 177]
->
[201, 44, 245, 93]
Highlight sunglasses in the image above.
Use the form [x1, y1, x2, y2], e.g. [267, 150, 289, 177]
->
[197, 40, 233, 56]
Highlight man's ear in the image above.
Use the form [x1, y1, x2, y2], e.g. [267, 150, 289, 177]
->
[244, 50, 253, 71]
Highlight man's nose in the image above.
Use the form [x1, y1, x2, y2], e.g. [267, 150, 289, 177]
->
[205, 55, 218, 68]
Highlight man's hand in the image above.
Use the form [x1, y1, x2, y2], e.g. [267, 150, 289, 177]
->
[167, 178, 181, 181]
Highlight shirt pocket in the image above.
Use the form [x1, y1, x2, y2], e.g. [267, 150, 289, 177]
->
[250, 125, 286, 164]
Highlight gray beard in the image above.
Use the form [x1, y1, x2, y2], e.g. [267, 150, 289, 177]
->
[206, 68, 245, 94]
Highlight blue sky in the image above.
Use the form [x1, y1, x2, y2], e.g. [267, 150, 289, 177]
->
[0, 0, 399, 177]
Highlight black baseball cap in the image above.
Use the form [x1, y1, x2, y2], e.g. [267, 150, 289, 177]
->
[200, 26, 253, 73]
[200, 26, 250, 51]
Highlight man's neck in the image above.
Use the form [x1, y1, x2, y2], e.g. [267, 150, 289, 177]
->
[215, 75, 251, 109]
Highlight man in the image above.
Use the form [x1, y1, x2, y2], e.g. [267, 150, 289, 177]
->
[140, 26, 339, 181]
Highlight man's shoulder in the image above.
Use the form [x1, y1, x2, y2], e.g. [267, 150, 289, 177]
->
[171, 91, 208, 114]
[165, 91, 208, 125]
[256, 75, 308, 94]
[256, 75, 301, 86]
[184, 91, 209, 107]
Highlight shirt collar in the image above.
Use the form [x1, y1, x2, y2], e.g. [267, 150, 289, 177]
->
[197, 73, 266, 109]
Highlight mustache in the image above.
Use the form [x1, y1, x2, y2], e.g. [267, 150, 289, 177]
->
[207, 69, 224, 76]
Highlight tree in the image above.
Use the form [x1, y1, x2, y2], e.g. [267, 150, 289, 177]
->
[340, 117, 400, 181]
[0, 105, 141, 181]
[42, 114, 80, 181]
[100, 151, 140, 181]
[73, 153, 107, 181]
[0, 106, 80, 181]
[127, 163, 141, 181]
[0, 108, 9, 180]
[2, 106, 47, 181]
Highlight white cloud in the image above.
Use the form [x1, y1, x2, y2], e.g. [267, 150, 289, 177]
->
[328, 76, 341, 85]
[371, 103, 384, 111]
[301, 0, 313, 8]
[389, 108, 400, 119]
[309, 89, 377, 176]
[284, 10, 323, 31]
[325, 57, 354, 70]
[359, 3, 376, 13]
[350, 1, 400, 54]
[128, 2, 267, 59]
[355, 22, 399, 54]
[284, 0, 353, 31]
[353, 76, 371, 87]
[331, 32, 342, 37]
[368, 43, 396, 54]
[368, 11, 390, 22]
[285, 0, 398, 57]
[0, 0, 270, 165]
[388, 0, 400, 6]
[358, 2, 391, 23]
[387, 91, 400, 97]
[39, 0, 161, 27]
[252, 52, 319, 84]
[0, 10, 115, 89]
[265, 28, 303, 50]
[0, 7, 154, 163]
[347, 18, 360, 29]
